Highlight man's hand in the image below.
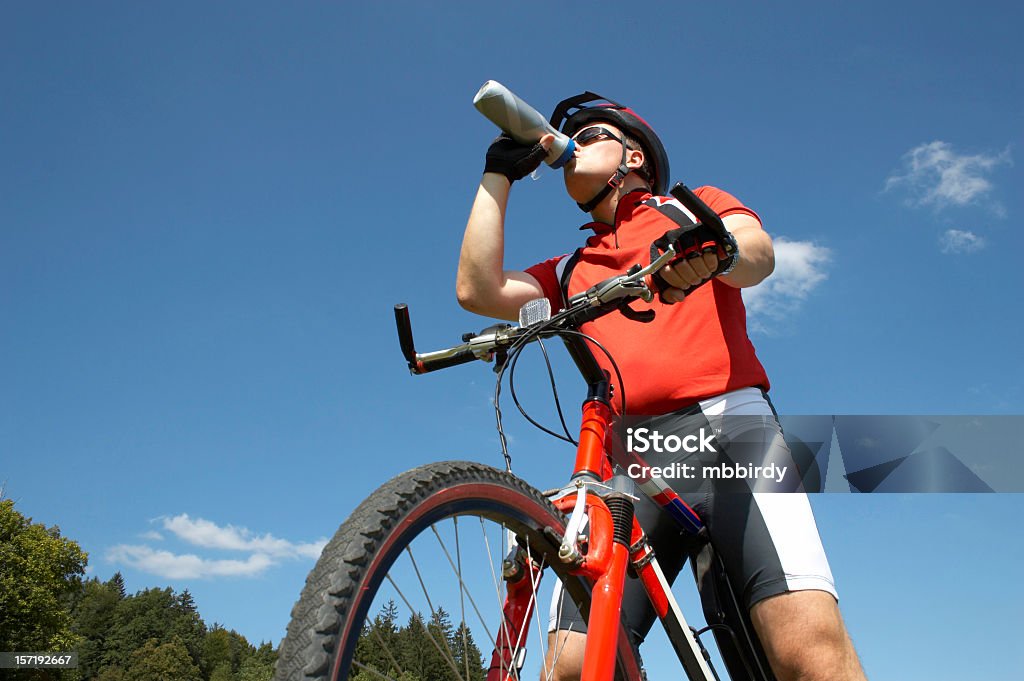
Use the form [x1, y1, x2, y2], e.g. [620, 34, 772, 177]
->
[655, 214, 773, 303]
[658, 250, 728, 304]
[484, 134, 551, 183]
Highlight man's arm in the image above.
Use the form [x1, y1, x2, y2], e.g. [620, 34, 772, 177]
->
[456, 173, 547, 321]
[718, 213, 775, 288]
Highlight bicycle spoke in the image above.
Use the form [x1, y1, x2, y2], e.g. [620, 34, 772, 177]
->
[366, 625, 405, 679]
[524, 536, 557, 679]
[405, 546, 438, 617]
[499, 538, 547, 681]
[384, 569, 466, 681]
[545, 576, 573, 681]
[545, 623, 577, 681]
[403, 545, 468, 681]
[454, 517, 470, 681]
[480, 518, 515, 680]
[429, 523, 497, 648]
[351, 659, 400, 681]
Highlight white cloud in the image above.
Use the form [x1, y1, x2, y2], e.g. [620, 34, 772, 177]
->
[743, 238, 831, 332]
[108, 514, 328, 580]
[939, 229, 986, 254]
[161, 514, 325, 559]
[107, 545, 275, 579]
[885, 141, 1011, 211]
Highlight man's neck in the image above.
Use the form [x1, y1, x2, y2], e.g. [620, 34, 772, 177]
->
[590, 175, 651, 225]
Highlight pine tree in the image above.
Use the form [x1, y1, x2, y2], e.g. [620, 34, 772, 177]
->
[428, 607, 454, 645]
[397, 613, 432, 681]
[451, 622, 486, 681]
[350, 599, 405, 678]
[178, 589, 196, 611]
[380, 599, 400, 637]
[108, 572, 127, 599]
[423, 608, 459, 681]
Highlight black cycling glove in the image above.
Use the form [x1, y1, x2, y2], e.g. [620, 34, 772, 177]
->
[484, 134, 547, 183]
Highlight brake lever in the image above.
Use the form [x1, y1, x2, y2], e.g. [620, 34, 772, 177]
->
[583, 248, 679, 306]
[492, 347, 510, 373]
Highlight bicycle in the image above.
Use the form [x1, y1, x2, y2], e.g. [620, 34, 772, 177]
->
[274, 184, 777, 681]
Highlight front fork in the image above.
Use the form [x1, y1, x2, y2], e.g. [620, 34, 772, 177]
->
[565, 391, 636, 681]
[488, 378, 637, 681]
[486, 482, 636, 681]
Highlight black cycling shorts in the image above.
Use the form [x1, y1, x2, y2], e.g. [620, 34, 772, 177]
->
[549, 388, 837, 644]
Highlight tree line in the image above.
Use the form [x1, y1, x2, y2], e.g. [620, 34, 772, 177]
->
[2, 497, 492, 681]
[1, 497, 274, 681]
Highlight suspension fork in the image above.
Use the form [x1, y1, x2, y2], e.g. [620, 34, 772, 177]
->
[560, 382, 635, 679]
[568, 372, 634, 681]
[489, 366, 637, 681]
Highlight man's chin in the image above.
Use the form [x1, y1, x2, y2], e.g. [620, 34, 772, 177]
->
[564, 175, 604, 204]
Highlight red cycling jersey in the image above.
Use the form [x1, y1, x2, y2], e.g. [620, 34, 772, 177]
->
[525, 185, 769, 415]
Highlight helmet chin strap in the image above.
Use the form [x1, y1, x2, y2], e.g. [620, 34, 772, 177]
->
[577, 143, 632, 213]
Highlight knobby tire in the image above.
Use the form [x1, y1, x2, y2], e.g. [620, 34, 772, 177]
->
[273, 461, 640, 681]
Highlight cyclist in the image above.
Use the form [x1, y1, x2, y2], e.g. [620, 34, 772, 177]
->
[456, 92, 866, 681]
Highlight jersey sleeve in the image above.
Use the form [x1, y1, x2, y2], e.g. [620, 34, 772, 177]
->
[524, 255, 567, 312]
[695, 185, 762, 225]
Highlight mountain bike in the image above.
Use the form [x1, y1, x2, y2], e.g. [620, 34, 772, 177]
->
[274, 185, 777, 681]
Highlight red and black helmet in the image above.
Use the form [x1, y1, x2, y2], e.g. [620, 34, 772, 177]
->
[550, 92, 670, 199]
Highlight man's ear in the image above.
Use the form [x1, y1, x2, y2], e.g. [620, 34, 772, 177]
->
[625, 147, 645, 170]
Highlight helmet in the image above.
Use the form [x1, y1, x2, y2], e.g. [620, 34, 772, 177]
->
[550, 92, 670, 199]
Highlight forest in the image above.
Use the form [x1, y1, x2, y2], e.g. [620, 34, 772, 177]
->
[1, 497, 489, 681]
[0, 497, 271, 680]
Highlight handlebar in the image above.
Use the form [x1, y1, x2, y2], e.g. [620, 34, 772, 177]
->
[396, 183, 734, 376]
[395, 304, 491, 374]
[670, 183, 729, 239]
[395, 247, 674, 375]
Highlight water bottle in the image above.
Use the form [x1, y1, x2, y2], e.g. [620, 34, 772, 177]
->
[473, 80, 575, 169]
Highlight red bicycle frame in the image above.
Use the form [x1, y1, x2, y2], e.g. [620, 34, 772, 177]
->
[485, 356, 720, 681]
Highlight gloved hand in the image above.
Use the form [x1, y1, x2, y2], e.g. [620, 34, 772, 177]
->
[484, 134, 547, 183]
[650, 227, 739, 304]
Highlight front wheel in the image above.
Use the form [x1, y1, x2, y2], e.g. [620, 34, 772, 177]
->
[274, 461, 640, 681]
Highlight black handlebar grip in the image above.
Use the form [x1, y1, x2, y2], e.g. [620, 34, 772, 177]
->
[645, 183, 739, 304]
[416, 348, 479, 373]
[395, 304, 480, 375]
[394, 304, 418, 366]
[669, 182, 728, 239]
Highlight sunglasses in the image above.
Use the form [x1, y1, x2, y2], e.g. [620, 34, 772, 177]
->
[572, 126, 625, 147]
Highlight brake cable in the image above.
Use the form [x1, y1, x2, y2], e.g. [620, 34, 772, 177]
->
[494, 315, 628, 472]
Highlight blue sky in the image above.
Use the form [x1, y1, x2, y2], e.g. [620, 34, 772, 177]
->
[2, 1, 1021, 679]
